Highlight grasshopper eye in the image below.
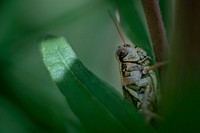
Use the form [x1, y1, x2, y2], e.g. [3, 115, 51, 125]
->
[116, 46, 128, 59]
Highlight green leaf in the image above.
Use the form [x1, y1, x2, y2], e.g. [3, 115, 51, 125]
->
[159, 0, 174, 43]
[0, 96, 41, 133]
[41, 35, 155, 133]
[3, 42, 79, 133]
[116, 0, 155, 61]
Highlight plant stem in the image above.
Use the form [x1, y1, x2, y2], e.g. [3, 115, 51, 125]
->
[141, 0, 168, 62]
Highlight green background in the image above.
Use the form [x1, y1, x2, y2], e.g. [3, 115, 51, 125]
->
[1, 0, 200, 133]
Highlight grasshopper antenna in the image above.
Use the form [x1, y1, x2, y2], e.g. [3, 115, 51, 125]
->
[108, 10, 126, 44]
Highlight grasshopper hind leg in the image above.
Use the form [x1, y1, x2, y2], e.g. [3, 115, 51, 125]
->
[139, 85, 160, 122]
[122, 86, 140, 107]
[123, 85, 160, 122]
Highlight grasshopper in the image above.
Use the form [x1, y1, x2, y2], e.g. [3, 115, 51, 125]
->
[109, 11, 162, 121]
[116, 43, 158, 121]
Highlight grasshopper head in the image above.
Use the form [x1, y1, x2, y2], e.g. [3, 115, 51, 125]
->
[116, 44, 140, 62]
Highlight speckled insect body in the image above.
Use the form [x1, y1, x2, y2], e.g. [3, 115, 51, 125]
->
[116, 44, 158, 121]
[109, 10, 158, 121]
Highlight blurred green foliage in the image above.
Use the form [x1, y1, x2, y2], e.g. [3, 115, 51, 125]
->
[1, 0, 200, 133]
[0, 0, 121, 132]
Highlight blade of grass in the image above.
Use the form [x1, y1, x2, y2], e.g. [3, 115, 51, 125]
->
[159, 0, 174, 44]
